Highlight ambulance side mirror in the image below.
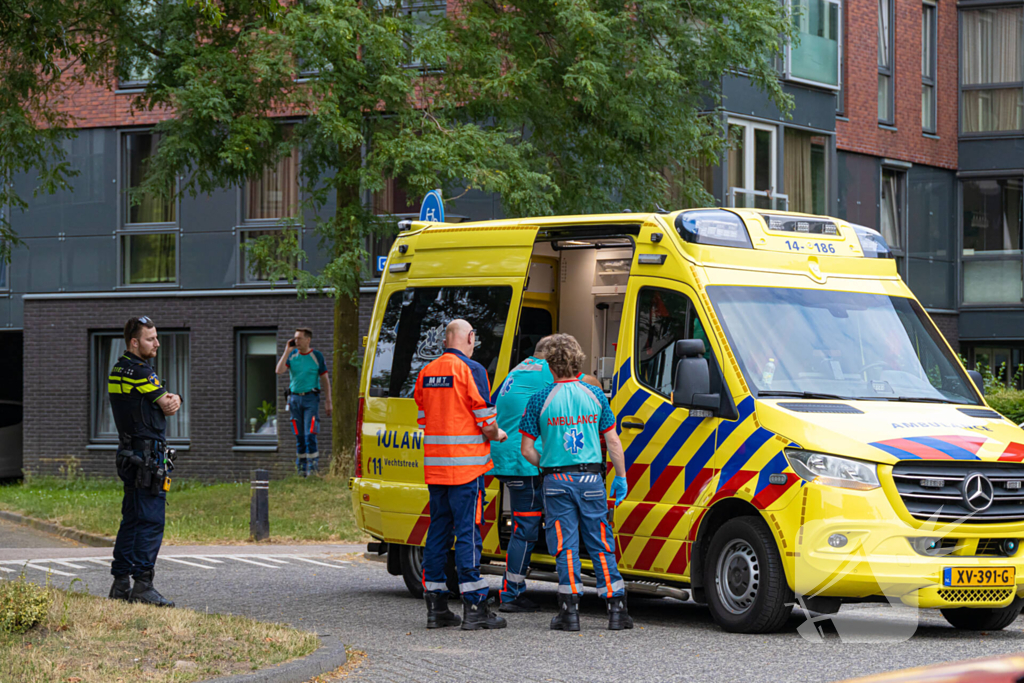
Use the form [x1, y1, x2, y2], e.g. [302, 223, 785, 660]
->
[968, 369, 985, 396]
[672, 340, 720, 415]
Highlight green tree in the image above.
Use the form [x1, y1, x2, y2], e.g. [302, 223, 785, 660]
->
[103, 0, 793, 476]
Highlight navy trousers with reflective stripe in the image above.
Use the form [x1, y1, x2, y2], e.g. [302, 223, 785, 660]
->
[498, 475, 543, 603]
[423, 475, 489, 604]
[543, 472, 625, 598]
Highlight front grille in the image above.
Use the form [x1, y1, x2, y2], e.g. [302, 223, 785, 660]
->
[892, 461, 1024, 523]
[937, 588, 1014, 604]
[976, 538, 1006, 556]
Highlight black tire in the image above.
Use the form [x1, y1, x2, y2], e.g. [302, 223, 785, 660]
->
[704, 515, 794, 633]
[398, 545, 460, 599]
[941, 597, 1024, 631]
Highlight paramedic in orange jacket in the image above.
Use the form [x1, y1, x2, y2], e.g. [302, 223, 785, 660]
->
[414, 319, 509, 631]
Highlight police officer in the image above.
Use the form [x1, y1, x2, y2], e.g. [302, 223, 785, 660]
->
[520, 333, 633, 631]
[414, 319, 508, 630]
[489, 335, 557, 613]
[108, 316, 182, 607]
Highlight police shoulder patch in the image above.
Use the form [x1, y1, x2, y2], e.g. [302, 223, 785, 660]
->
[148, 373, 161, 387]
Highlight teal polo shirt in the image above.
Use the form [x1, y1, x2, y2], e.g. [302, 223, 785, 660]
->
[287, 349, 328, 394]
[520, 378, 615, 469]
[490, 357, 554, 477]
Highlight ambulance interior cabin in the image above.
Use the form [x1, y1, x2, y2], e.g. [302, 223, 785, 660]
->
[516, 225, 638, 397]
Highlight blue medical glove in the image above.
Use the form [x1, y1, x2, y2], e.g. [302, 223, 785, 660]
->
[611, 476, 629, 507]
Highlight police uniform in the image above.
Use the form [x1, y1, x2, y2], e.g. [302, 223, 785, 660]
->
[490, 356, 551, 610]
[520, 377, 629, 630]
[414, 347, 506, 630]
[108, 351, 175, 607]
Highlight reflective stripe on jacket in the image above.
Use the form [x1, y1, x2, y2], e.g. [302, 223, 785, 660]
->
[414, 349, 496, 486]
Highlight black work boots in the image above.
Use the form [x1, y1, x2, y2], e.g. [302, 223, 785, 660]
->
[425, 592, 461, 629]
[498, 594, 540, 613]
[109, 575, 132, 601]
[129, 570, 175, 607]
[550, 594, 581, 632]
[460, 598, 507, 630]
[606, 595, 634, 630]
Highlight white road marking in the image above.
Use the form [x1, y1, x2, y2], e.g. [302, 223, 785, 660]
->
[190, 556, 224, 564]
[159, 557, 216, 570]
[23, 563, 75, 577]
[253, 556, 289, 564]
[83, 558, 112, 565]
[0, 566, 14, 573]
[285, 555, 348, 568]
[224, 556, 280, 569]
[48, 560, 88, 569]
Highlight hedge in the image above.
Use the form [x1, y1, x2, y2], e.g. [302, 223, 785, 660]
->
[987, 389, 1024, 426]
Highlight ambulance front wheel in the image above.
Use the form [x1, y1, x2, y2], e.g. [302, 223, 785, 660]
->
[705, 516, 793, 633]
[399, 545, 460, 599]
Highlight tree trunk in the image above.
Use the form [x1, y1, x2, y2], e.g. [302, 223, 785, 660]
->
[330, 293, 361, 479]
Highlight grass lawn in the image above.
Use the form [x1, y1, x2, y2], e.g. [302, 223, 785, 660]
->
[0, 576, 319, 682]
[0, 475, 366, 545]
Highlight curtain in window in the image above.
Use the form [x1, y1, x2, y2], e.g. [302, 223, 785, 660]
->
[154, 334, 190, 439]
[784, 130, 812, 214]
[247, 148, 299, 219]
[124, 233, 176, 284]
[880, 172, 901, 249]
[962, 8, 1022, 85]
[97, 337, 122, 436]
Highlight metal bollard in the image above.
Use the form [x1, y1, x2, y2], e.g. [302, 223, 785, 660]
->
[250, 469, 270, 542]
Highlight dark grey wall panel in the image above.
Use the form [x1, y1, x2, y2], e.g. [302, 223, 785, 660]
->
[11, 129, 118, 239]
[837, 151, 880, 228]
[449, 189, 505, 222]
[302, 227, 332, 278]
[179, 231, 237, 290]
[63, 236, 117, 292]
[959, 138, 1024, 172]
[907, 165, 956, 310]
[8, 295, 22, 330]
[21, 239, 62, 293]
[960, 310, 1024, 341]
[722, 76, 836, 132]
[180, 186, 238, 233]
[0, 297, 11, 330]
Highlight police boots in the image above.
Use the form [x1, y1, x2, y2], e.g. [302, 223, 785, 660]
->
[109, 575, 132, 601]
[550, 594, 580, 632]
[129, 570, 175, 608]
[606, 595, 634, 630]
[425, 592, 461, 629]
[461, 598, 507, 630]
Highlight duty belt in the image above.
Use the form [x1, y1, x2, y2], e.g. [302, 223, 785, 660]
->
[292, 389, 320, 396]
[542, 463, 604, 475]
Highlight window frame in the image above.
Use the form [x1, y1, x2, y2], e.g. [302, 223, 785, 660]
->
[726, 118, 788, 211]
[958, 4, 1024, 137]
[236, 329, 280, 445]
[880, 164, 909, 267]
[400, 0, 448, 72]
[117, 229, 180, 289]
[958, 173, 1024, 308]
[784, 0, 843, 91]
[90, 330, 191, 445]
[239, 141, 302, 226]
[236, 227, 303, 286]
[878, 0, 896, 125]
[922, 1, 938, 133]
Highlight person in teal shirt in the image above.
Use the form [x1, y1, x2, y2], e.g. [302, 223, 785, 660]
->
[490, 336, 555, 612]
[520, 333, 632, 632]
[276, 328, 332, 477]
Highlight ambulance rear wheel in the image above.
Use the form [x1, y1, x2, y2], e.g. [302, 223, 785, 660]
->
[399, 545, 460, 599]
[941, 598, 1024, 631]
[705, 516, 793, 633]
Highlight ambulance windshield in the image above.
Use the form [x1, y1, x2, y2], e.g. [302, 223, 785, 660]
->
[707, 287, 981, 405]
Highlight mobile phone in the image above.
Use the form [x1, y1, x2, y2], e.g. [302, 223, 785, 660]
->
[287, 339, 296, 348]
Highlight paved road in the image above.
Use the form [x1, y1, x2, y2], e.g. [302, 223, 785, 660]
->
[6, 539, 1024, 683]
[0, 517, 81, 549]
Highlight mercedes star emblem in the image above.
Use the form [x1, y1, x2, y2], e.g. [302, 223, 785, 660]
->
[962, 472, 995, 513]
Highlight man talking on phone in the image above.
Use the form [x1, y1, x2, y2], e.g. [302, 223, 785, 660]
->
[276, 328, 332, 477]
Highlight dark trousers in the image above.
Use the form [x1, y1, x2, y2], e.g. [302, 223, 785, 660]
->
[498, 475, 543, 603]
[423, 475, 488, 604]
[112, 455, 166, 578]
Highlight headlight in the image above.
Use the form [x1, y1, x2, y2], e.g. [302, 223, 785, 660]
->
[784, 449, 880, 490]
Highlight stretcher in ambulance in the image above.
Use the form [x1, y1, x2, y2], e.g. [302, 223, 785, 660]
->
[353, 208, 1024, 633]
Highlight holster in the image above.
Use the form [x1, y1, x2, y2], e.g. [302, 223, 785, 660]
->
[117, 436, 168, 494]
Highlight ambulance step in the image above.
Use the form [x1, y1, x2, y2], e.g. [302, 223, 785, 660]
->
[479, 564, 690, 602]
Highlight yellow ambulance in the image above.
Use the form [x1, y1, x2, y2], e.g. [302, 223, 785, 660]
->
[352, 208, 1024, 633]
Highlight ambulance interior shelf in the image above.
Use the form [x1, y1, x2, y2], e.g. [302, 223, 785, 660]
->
[521, 237, 634, 394]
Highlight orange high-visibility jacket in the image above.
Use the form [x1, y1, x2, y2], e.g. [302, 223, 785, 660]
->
[414, 349, 496, 486]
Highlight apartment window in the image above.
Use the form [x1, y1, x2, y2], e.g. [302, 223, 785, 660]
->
[245, 147, 299, 221]
[962, 178, 1023, 304]
[92, 331, 190, 442]
[965, 345, 1024, 389]
[121, 233, 177, 285]
[124, 132, 175, 225]
[878, 0, 895, 123]
[119, 0, 159, 88]
[922, 2, 937, 132]
[370, 178, 420, 276]
[403, 2, 447, 69]
[0, 261, 7, 290]
[727, 120, 785, 210]
[961, 7, 1024, 133]
[783, 129, 829, 215]
[238, 331, 278, 442]
[880, 166, 907, 261]
[787, 0, 841, 89]
[238, 229, 300, 284]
